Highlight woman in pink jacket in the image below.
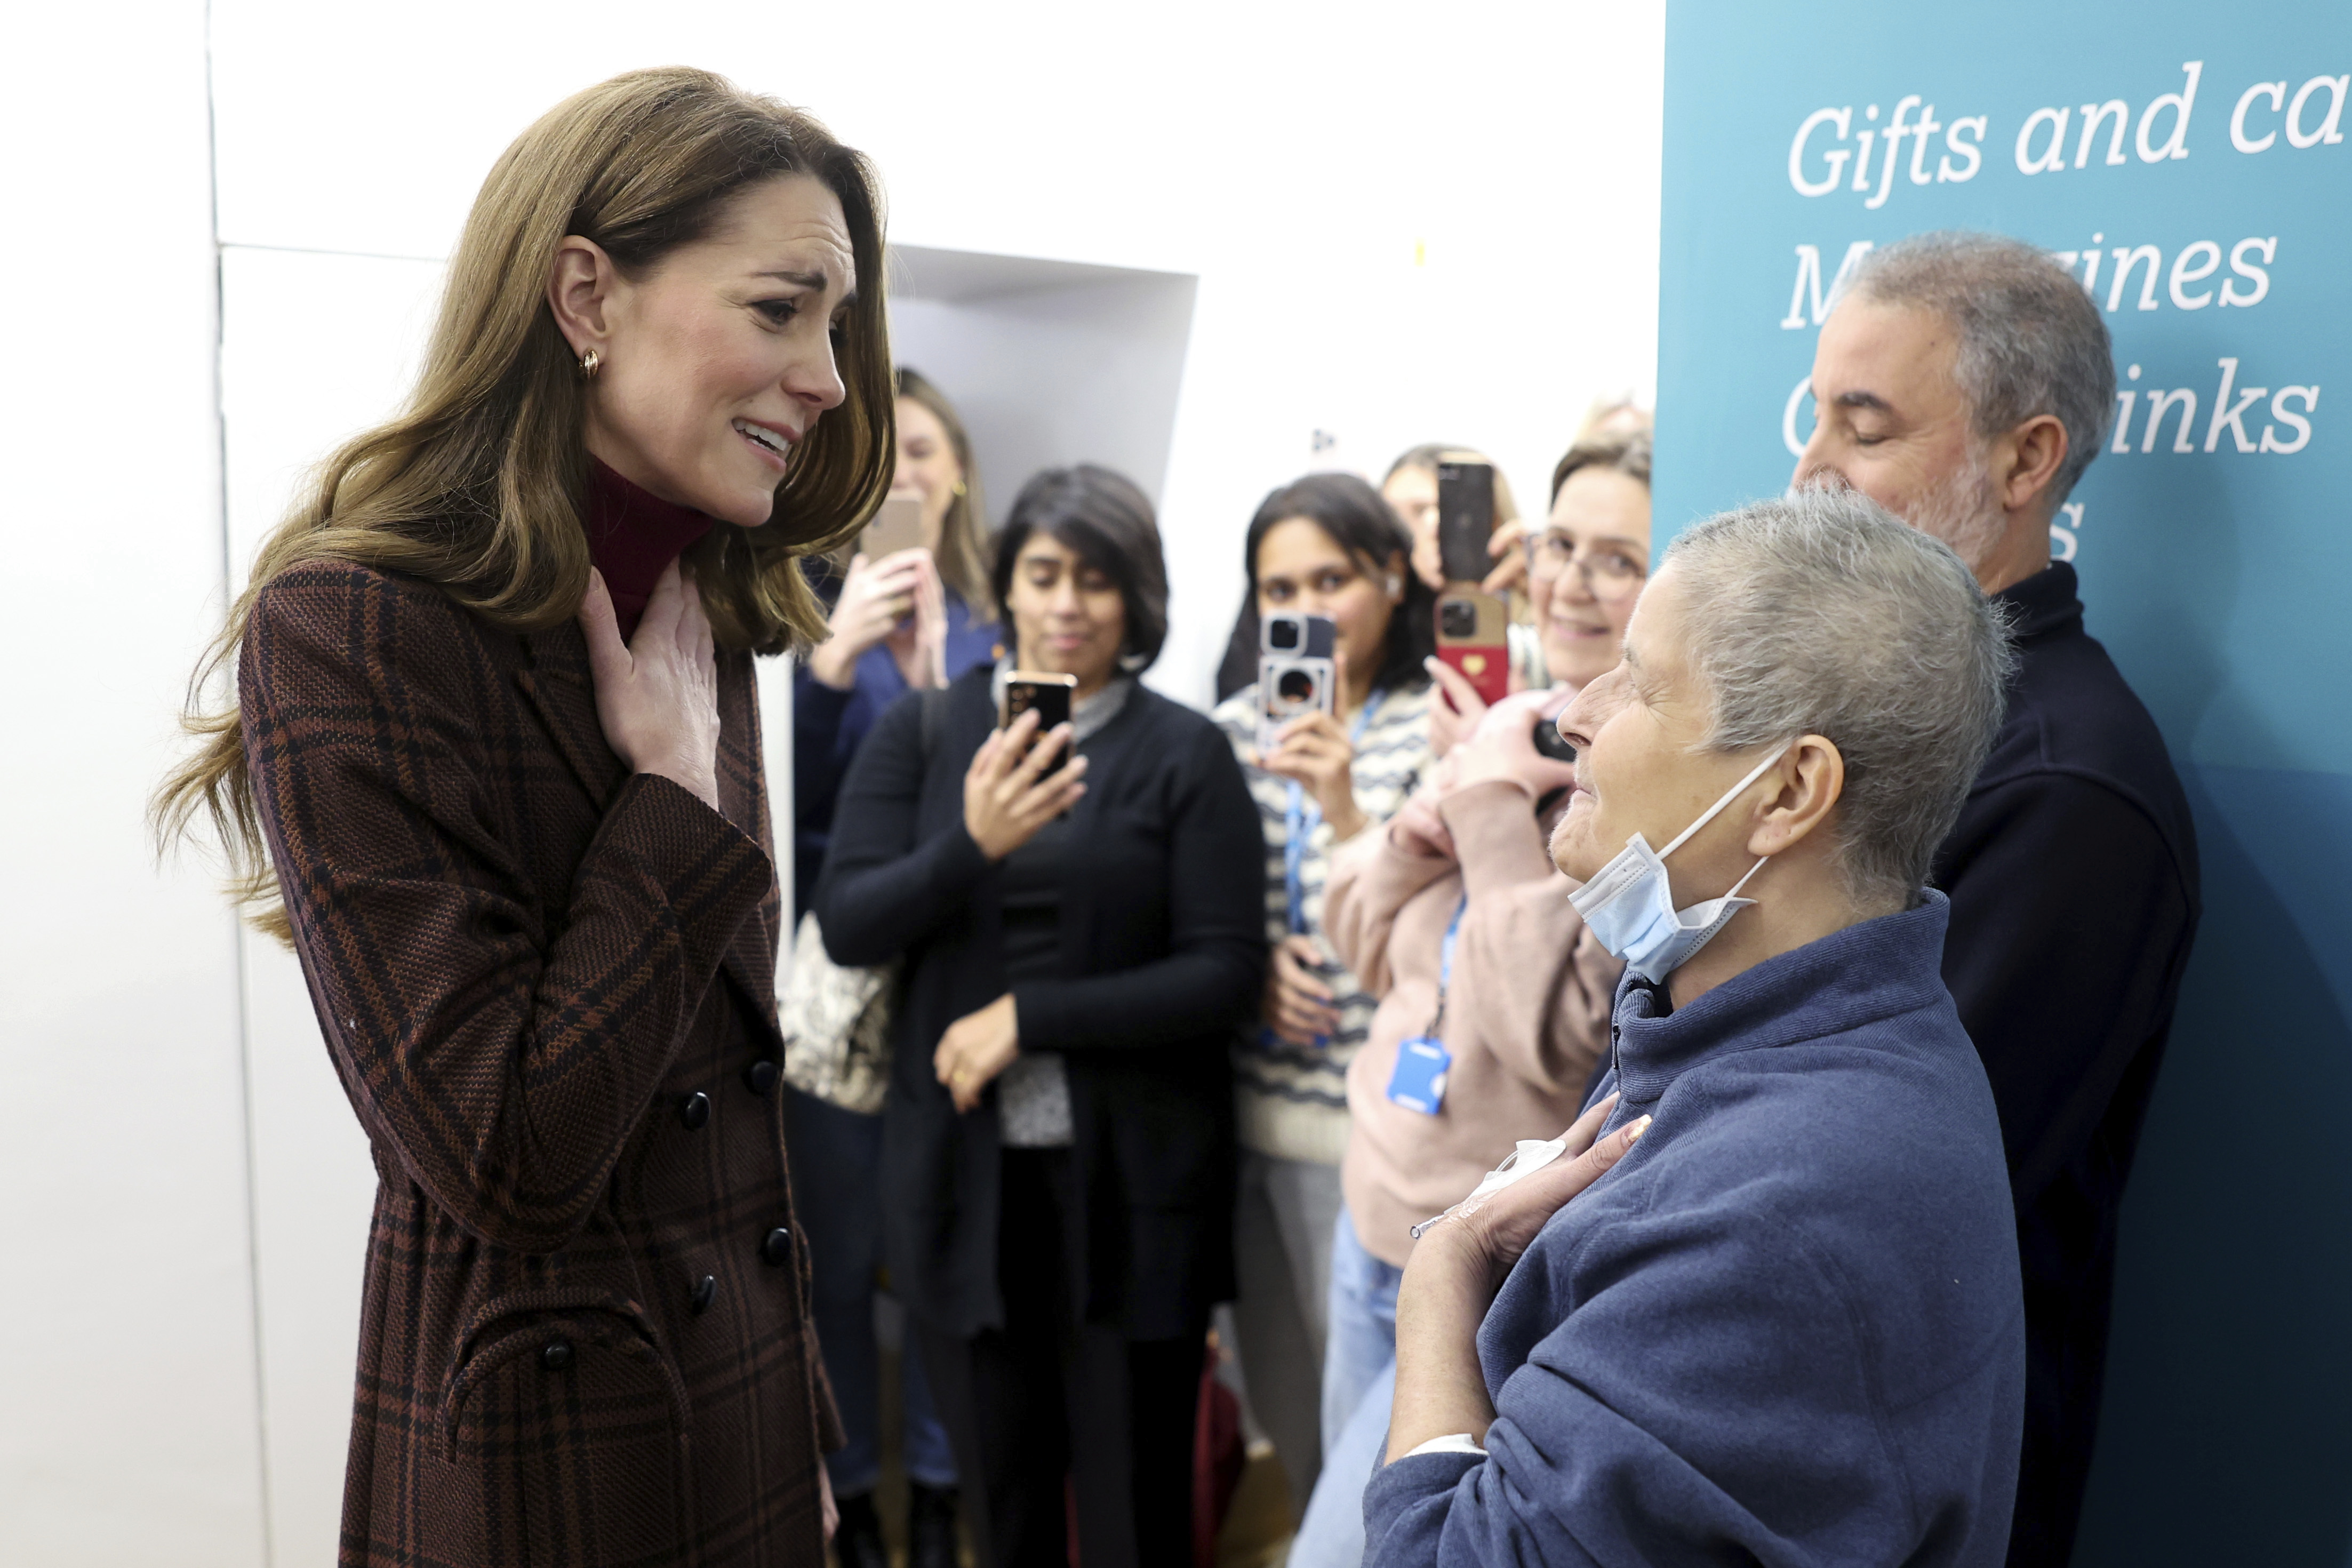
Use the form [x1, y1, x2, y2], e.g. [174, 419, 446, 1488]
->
[1287, 429, 1652, 1567]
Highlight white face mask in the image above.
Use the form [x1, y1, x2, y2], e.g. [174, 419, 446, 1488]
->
[1567, 747, 1786, 984]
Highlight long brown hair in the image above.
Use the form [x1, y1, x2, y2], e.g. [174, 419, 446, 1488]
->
[893, 367, 995, 615]
[155, 67, 895, 932]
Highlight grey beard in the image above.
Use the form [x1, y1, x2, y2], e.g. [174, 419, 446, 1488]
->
[1791, 460, 2005, 573]
[1902, 456, 2006, 573]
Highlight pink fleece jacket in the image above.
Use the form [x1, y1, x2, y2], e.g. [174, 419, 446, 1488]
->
[1325, 779, 1622, 1268]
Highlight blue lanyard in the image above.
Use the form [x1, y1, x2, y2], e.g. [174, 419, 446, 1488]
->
[1281, 689, 1385, 935]
[1431, 894, 1468, 1034]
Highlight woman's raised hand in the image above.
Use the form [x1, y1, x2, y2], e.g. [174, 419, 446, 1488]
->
[963, 709, 1088, 861]
[806, 548, 929, 690]
[1445, 688, 1578, 802]
[1262, 706, 1366, 841]
[878, 549, 948, 692]
[1423, 654, 1490, 760]
[1480, 516, 1531, 598]
[579, 561, 722, 811]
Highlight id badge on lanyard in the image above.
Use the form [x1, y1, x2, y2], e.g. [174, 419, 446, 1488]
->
[1385, 894, 1465, 1116]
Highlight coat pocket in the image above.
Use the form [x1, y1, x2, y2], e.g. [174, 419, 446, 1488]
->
[444, 1295, 697, 1567]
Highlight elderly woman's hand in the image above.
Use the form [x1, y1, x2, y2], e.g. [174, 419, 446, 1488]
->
[1434, 1093, 1648, 1293]
[1384, 1093, 1649, 1461]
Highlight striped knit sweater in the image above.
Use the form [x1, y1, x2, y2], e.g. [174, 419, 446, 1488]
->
[1212, 681, 1434, 1166]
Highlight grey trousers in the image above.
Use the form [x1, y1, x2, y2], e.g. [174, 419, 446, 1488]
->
[1228, 1150, 1346, 1523]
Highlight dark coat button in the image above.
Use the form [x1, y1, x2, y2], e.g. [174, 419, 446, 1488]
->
[743, 1058, 780, 1097]
[762, 1227, 793, 1266]
[541, 1338, 573, 1372]
[691, 1274, 717, 1314]
[680, 1092, 711, 1130]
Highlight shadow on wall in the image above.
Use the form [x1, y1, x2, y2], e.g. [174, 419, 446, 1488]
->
[2073, 762, 2352, 1566]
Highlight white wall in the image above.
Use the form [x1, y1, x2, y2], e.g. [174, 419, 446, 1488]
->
[1, 4, 1663, 1563]
[0, 5, 268, 1566]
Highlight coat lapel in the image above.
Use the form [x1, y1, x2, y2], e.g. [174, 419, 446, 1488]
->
[516, 625, 630, 810]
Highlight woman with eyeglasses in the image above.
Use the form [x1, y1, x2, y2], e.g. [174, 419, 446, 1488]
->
[1285, 430, 1651, 1568]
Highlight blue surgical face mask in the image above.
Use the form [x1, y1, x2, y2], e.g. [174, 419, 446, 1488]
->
[1567, 747, 1786, 984]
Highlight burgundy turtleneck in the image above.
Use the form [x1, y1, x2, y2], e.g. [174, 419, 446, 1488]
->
[585, 458, 716, 641]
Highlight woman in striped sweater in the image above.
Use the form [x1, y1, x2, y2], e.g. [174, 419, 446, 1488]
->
[1210, 474, 1436, 1521]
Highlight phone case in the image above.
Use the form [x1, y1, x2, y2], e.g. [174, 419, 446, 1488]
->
[1257, 652, 1337, 752]
[1435, 590, 1510, 706]
[860, 495, 926, 558]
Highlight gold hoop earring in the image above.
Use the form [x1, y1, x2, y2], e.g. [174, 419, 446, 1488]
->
[578, 349, 602, 381]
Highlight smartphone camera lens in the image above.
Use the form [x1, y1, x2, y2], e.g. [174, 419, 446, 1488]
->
[1268, 617, 1300, 652]
[1276, 668, 1318, 703]
[1439, 599, 1477, 638]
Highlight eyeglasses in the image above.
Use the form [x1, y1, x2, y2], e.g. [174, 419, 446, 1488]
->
[1530, 532, 1647, 602]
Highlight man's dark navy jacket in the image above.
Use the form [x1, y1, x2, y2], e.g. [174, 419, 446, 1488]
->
[1931, 561, 2201, 1567]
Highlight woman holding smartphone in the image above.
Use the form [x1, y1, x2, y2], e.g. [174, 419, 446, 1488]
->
[1207, 474, 1436, 1522]
[1284, 429, 1651, 1568]
[794, 366, 999, 914]
[815, 466, 1263, 1568]
[156, 70, 891, 1566]
[787, 367, 995, 1568]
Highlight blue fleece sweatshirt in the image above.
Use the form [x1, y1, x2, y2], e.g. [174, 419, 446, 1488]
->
[1364, 891, 2023, 1567]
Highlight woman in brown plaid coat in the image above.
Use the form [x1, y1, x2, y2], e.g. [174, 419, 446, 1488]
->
[157, 69, 897, 1567]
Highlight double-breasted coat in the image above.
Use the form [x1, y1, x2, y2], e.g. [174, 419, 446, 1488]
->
[242, 558, 837, 1567]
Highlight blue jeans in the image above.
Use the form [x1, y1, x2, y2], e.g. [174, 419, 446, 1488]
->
[785, 1088, 958, 1494]
[1289, 1205, 1403, 1568]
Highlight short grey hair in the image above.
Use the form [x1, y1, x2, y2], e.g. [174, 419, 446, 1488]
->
[1842, 230, 2115, 505]
[1663, 488, 2016, 910]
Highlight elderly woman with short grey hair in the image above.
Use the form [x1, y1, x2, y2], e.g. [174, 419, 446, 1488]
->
[1364, 487, 2026, 1568]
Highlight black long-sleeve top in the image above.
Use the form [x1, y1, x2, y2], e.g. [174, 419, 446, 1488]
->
[1930, 562, 2201, 1567]
[814, 665, 1267, 1339]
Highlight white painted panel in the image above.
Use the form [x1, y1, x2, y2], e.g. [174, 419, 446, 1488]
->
[891, 272, 1199, 519]
[216, 244, 449, 1565]
[220, 248, 446, 581]
[0, 2, 267, 1564]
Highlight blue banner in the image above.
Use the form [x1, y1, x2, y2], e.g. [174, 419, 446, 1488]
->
[1659, 4, 2351, 1559]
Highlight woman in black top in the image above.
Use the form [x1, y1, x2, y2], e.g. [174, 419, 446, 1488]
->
[815, 466, 1265, 1568]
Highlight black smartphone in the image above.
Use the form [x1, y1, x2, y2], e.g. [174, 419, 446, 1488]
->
[1436, 459, 1497, 584]
[1000, 671, 1077, 762]
[1534, 714, 1578, 763]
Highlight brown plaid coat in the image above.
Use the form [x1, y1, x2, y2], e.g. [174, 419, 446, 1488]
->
[243, 559, 839, 1567]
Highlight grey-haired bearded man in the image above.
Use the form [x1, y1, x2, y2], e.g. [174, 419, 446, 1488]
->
[1793, 229, 2200, 1568]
